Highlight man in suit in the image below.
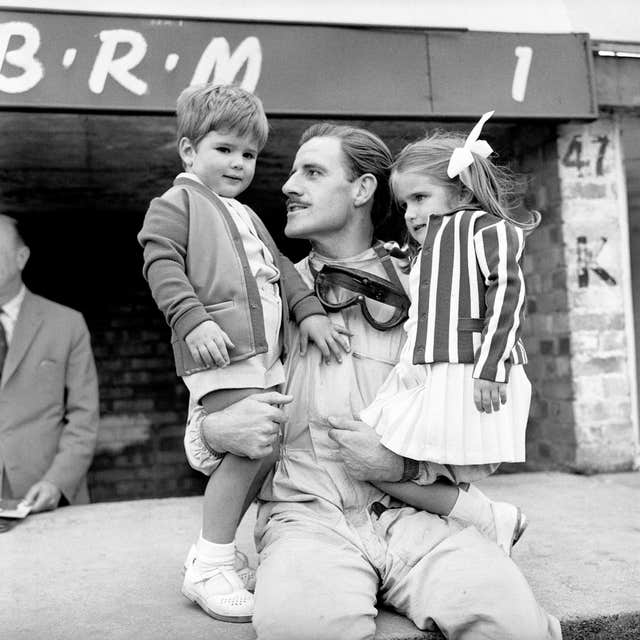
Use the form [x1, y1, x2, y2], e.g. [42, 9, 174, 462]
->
[0, 214, 99, 512]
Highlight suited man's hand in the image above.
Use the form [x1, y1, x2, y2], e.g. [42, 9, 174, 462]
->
[23, 480, 62, 512]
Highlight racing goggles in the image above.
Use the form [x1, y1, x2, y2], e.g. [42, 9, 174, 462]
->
[313, 264, 410, 331]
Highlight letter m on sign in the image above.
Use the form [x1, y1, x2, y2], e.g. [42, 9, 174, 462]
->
[190, 36, 262, 92]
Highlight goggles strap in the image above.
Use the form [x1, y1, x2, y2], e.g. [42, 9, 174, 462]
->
[372, 240, 405, 291]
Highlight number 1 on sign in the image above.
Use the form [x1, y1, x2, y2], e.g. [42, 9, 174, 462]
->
[512, 46, 532, 102]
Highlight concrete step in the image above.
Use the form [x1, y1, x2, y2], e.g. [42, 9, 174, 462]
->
[1, 471, 638, 639]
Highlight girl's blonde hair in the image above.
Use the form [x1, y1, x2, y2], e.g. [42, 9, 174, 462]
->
[391, 130, 540, 232]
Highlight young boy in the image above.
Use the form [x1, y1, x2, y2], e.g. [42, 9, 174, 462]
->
[138, 84, 347, 622]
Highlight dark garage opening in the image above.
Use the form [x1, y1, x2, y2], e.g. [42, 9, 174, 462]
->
[0, 111, 528, 501]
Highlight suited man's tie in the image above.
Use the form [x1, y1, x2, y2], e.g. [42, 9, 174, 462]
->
[0, 309, 7, 375]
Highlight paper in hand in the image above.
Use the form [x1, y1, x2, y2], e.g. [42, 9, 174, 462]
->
[0, 498, 32, 519]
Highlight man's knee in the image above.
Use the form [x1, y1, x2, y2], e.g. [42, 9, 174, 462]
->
[253, 562, 377, 640]
[253, 576, 376, 640]
[253, 520, 378, 640]
[462, 561, 562, 640]
[395, 526, 561, 640]
[253, 607, 376, 640]
[489, 600, 562, 640]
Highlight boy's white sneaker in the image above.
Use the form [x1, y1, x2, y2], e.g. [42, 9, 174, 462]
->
[182, 553, 254, 623]
[182, 544, 256, 592]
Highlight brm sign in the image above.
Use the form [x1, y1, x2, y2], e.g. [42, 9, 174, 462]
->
[0, 9, 597, 118]
[0, 20, 262, 96]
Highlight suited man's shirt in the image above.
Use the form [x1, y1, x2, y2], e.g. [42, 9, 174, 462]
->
[0, 285, 26, 345]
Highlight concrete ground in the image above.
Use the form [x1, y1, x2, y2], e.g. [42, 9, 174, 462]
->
[1, 471, 639, 640]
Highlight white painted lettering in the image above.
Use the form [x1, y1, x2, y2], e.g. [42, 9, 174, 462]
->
[0, 22, 44, 93]
[165, 53, 179, 72]
[511, 46, 533, 102]
[88, 29, 148, 95]
[62, 48, 77, 68]
[191, 36, 261, 91]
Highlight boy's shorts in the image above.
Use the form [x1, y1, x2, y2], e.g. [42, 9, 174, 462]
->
[183, 283, 285, 474]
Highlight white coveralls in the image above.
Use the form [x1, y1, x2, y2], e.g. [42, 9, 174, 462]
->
[198, 246, 562, 640]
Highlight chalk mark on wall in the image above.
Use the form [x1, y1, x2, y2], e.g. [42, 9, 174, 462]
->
[593, 135, 610, 177]
[562, 134, 611, 177]
[577, 236, 617, 287]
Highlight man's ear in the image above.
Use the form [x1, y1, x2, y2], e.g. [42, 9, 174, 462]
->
[16, 245, 30, 271]
[353, 173, 378, 208]
[178, 137, 196, 169]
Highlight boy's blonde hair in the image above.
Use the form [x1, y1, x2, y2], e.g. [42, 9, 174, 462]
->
[176, 83, 269, 151]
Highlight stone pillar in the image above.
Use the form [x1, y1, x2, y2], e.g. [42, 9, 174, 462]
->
[556, 116, 638, 471]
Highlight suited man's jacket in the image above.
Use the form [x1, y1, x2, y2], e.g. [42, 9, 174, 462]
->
[0, 290, 99, 503]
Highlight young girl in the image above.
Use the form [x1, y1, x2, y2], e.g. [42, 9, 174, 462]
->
[360, 112, 539, 555]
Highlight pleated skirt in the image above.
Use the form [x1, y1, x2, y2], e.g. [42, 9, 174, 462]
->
[359, 362, 531, 465]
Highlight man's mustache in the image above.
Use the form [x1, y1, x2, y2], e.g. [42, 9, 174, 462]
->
[284, 198, 309, 208]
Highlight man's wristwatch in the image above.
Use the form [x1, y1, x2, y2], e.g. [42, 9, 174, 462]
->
[401, 457, 420, 482]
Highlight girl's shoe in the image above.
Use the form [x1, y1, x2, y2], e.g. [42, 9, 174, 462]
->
[490, 502, 528, 556]
[463, 484, 528, 556]
[182, 552, 254, 622]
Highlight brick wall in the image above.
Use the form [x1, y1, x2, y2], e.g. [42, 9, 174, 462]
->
[87, 288, 206, 502]
[512, 124, 578, 469]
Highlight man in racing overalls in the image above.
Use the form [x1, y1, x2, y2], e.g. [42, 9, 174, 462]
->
[187, 123, 562, 640]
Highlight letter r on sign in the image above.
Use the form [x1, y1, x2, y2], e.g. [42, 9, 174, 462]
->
[88, 29, 148, 96]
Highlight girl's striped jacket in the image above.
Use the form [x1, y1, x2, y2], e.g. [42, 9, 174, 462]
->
[412, 208, 528, 383]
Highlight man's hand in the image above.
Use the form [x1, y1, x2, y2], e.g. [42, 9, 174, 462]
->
[473, 379, 507, 413]
[23, 480, 62, 513]
[185, 320, 235, 368]
[200, 391, 293, 459]
[327, 416, 403, 482]
[299, 315, 352, 364]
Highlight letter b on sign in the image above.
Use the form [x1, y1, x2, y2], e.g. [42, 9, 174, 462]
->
[0, 22, 44, 93]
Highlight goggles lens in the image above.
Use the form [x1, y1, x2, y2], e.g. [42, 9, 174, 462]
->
[314, 265, 409, 331]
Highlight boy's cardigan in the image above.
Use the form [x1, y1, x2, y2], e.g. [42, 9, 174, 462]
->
[138, 175, 325, 376]
[411, 209, 528, 383]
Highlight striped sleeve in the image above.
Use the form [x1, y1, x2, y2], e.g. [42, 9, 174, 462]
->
[472, 220, 526, 382]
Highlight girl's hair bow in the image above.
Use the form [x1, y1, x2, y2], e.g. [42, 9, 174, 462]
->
[446, 110, 495, 189]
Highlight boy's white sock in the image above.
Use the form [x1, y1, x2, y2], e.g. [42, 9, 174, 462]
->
[190, 535, 245, 595]
[448, 484, 496, 539]
[194, 534, 236, 577]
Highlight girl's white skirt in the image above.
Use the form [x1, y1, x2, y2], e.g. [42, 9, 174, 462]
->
[359, 362, 531, 465]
